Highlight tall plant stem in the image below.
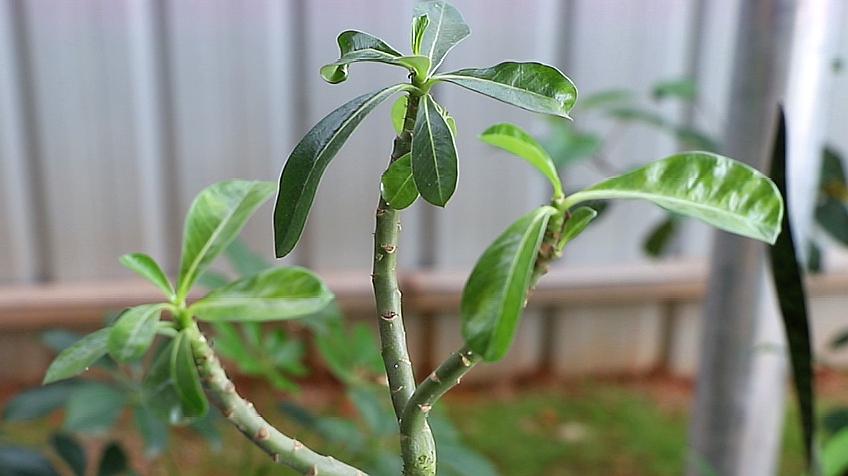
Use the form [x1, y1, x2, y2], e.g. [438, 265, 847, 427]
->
[185, 323, 366, 476]
[372, 91, 436, 476]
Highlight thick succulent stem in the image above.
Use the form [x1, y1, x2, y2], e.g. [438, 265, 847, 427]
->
[371, 92, 437, 476]
[185, 323, 366, 476]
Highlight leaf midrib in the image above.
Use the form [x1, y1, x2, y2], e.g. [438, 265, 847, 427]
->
[422, 97, 444, 203]
[438, 72, 559, 106]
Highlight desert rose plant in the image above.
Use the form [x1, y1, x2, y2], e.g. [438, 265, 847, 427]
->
[44, 2, 783, 475]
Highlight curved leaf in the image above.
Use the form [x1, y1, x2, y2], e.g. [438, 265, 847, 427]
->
[44, 328, 111, 384]
[411, 14, 429, 56]
[50, 434, 86, 476]
[560, 206, 597, 248]
[461, 206, 557, 361]
[274, 84, 413, 257]
[119, 253, 174, 299]
[381, 153, 419, 209]
[411, 95, 458, 206]
[562, 152, 783, 244]
[189, 266, 333, 322]
[178, 180, 275, 300]
[413, 0, 470, 72]
[643, 215, 679, 258]
[480, 123, 562, 198]
[63, 383, 126, 434]
[438, 62, 577, 117]
[108, 304, 165, 362]
[320, 30, 429, 84]
[391, 96, 408, 134]
[171, 330, 208, 419]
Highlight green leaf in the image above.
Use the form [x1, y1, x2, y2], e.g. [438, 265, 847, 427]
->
[171, 330, 208, 419]
[824, 428, 848, 476]
[63, 383, 126, 434]
[142, 341, 186, 425]
[461, 206, 557, 361]
[543, 124, 601, 169]
[562, 152, 783, 244]
[274, 84, 413, 257]
[652, 78, 696, 101]
[3, 381, 78, 421]
[108, 304, 165, 362]
[413, 0, 470, 72]
[0, 446, 60, 476]
[44, 328, 111, 384]
[821, 146, 847, 186]
[643, 215, 679, 258]
[438, 62, 577, 117]
[808, 241, 823, 274]
[50, 434, 86, 476]
[189, 266, 333, 322]
[320, 30, 429, 84]
[177, 180, 275, 300]
[381, 153, 419, 209]
[119, 253, 174, 299]
[411, 14, 429, 56]
[411, 95, 458, 206]
[479, 123, 563, 198]
[815, 199, 848, 245]
[224, 238, 271, 277]
[97, 443, 129, 476]
[41, 330, 85, 353]
[560, 206, 597, 247]
[133, 405, 169, 457]
[391, 96, 408, 134]
[576, 89, 634, 110]
[767, 110, 817, 470]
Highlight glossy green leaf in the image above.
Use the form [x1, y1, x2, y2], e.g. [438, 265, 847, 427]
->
[391, 96, 408, 134]
[643, 215, 679, 258]
[0, 446, 60, 476]
[97, 442, 129, 476]
[461, 206, 557, 361]
[438, 62, 577, 117]
[171, 330, 208, 419]
[413, 0, 470, 72]
[562, 152, 783, 244]
[189, 266, 333, 322]
[767, 110, 817, 470]
[560, 206, 598, 248]
[177, 180, 275, 300]
[63, 383, 126, 434]
[50, 434, 86, 476]
[411, 95, 458, 206]
[3, 381, 78, 421]
[480, 123, 563, 198]
[44, 328, 111, 384]
[381, 153, 419, 209]
[274, 84, 413, 257]
[108, 304, 165, 362]
[119, 253, 173, 299]
[411, 14, 429, 56]
[320, 30, 429, 84]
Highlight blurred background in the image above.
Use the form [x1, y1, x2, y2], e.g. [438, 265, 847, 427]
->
[1, 1, 848, 475]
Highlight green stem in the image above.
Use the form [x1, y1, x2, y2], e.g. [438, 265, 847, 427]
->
[372, 91, 437, 476]
[185, 323, 366, 476]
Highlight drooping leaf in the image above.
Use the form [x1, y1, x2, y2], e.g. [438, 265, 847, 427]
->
[189, 266, 333, 322]
[44, 328, 111, 384]
[142, 341, 186, 425]
[562, 152, 783, 244]
[767, 109, 817, 470]
[413, 0, 470, 72]
[381, 153, 419, 209]
[0, 446, 60, 476]
[391, 96, 408, 134]
[652, 78, 697, 101]
[643, 215, 679, 258]
[50, 434, 86, 476]
[479, 123, 563, 198]
[97, 442, 130, 476]
[133, 404, 169, 457]
[411, 95, 458, 206]
[177, 180, 275, 300]
[108, 304, 165, 362]
[320, 30, 429, 84]
[274, 84, 413, 257]
[438, 62, 577, 117]
[461, 206, 557, 361]
[119, 253, 174, 299]
[560, 206, 598, 247]
[3, 381, 79, 421]
[63, 383, 126, 434]
[411, 14, 429, 56]
[171, 330, 208, 419]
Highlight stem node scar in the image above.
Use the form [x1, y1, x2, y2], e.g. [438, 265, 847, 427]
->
[381, 243, 397, 254]
[381, 311, 398, 321]
[255, 427, 271, 441]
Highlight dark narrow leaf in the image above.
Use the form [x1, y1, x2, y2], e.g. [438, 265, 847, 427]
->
[63, 383, 126, 434]
[119, 253, 174, 299]
[411, 95, 458, 206]
[815, 199, 848, 246]
[320, 30, 429, 84]
[170, 330, 208, 419]
[643, 215, 679, 258]
[808, 241, 823, 274]
[413, 0, 470, 72]
[0, 446, 60, 476]
[44, 328, 111, 384]
[274, 84, 413, 257]
[50, 434, 86, 476]
[461, 206, 557, 361]
[767, 108, 817, 470]
[438, 62, 577, 117]
[381, 153, 419, 209]
[97, 442, 129, 476]
[108, 304, 164, 362]
[3, 381, 78, 421]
